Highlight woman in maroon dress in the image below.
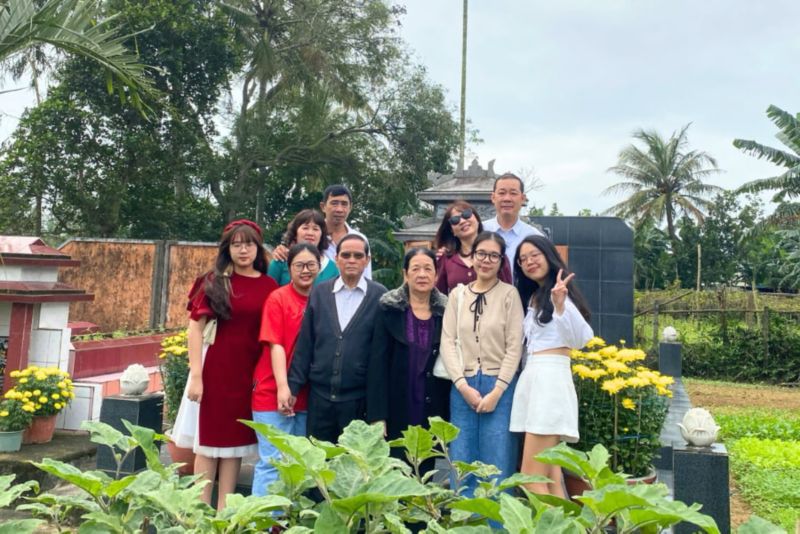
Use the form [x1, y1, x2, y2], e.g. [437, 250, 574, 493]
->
[187, 219, 277, 509]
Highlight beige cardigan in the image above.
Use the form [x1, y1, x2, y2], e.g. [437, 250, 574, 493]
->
[440, 281, 523, 391]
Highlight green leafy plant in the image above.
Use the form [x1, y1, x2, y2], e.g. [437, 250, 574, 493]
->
[0, 417, 735, 533]
[571, 338, 672, 476]
[0, 398, 33, 432]
[158, 330, 189, 426]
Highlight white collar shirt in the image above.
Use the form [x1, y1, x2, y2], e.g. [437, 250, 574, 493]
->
[332, 275, 368, 331]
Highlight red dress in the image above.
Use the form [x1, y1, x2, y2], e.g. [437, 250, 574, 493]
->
[190, 272, 277, 455]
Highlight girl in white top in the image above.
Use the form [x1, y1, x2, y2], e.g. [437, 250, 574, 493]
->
[510, 235, 593, 497]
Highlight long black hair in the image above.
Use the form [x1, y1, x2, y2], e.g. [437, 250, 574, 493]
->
[513, 235, 591, 324]
[203, 222, 268, 320]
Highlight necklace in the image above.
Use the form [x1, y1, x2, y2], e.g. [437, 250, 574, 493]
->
[457, 248, 471, 258]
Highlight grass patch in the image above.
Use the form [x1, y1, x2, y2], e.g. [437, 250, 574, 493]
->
[729, 439, 800, 531]
[715, 408, 800, 442]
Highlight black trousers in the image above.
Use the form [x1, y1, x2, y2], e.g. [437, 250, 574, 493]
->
[306, 391, 367, 444]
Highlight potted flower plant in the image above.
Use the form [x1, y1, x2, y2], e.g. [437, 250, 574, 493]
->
[158, 330, 194, 473]
[569, 337, 672, 487]
[0, 398, 34, 452]
[8, 366, 75, 444]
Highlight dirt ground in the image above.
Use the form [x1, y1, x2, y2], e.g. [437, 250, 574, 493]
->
[684, 379, 800, 530]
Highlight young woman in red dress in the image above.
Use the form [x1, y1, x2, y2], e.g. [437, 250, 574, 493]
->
[186, 219, 278, 509]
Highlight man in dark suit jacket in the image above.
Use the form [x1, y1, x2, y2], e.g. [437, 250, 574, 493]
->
[288, 234, 387, 443]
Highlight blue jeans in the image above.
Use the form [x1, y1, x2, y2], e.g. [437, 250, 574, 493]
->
[251, 410, 308, 496]
[449, 372, 518, 497]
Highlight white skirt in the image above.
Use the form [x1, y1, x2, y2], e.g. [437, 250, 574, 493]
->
[170, 344, 257, 458]
[509, 354, 579, 443]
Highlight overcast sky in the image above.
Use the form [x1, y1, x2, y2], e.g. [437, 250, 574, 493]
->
[2, 1, 799, 215]
[397, 0, 800, 214]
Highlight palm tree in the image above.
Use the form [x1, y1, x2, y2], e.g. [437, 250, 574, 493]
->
[604, 125, 722, 250]
[0, 0, 153, 105]
[734, 105, 800, 220]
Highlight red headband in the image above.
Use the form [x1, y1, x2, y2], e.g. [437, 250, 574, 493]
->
[222, 219, 262, 239]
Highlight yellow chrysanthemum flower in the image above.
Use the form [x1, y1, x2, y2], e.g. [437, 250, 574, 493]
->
[626, 376, 650, 388]
[0, 411, 8, 417]
[9, 370, 20, 378]
[52, 394, 60, 400]
[585, 336, 606, 348]
[19, 378, 28, 384]
[585, 368, 608, 380]
[54, 403, 62, 409]
[616, 348, 646, 363]
[598, 345, 619, 358]
[572, 364, 592, 377]
[621, 398, 636, 410]
[57, 381, 66, 389]
[39, 396, 48, 404]
[22, 405, 35, 412]
[603, 359, 630, 374]
[582, 352, 602, 361]
[24, 391, 32, 398]
[35, 372, 47, 381]
[33, 389, 41, 396]
[601, 378, 626, 395]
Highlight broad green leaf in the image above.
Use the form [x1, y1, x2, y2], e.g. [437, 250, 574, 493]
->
[284, 527, 314, 534]
[243, 421, 328, 471]
[218, 493, 290, 528]
[532, 507, 583, 534]
[383, 512, 412, 534]
[122, 420, 167, 475]
[79, 511, 126, 533]
[331, 471, 433, 514]
[33, 459, 109, 497]
[338, 419, 392, 470]
[314, 503, 348, 533]
[328, 453, 369, 498]
[448, 527, 494, 533]
[0, 474, 38, 507]
[0, 520, 43, 534]
[395, 425, 437, 462]
[529, 492, 582, 516]
[449, 497, 502, 522]
[81, 420, 135, 453]
[495, 473, 551, 492]
[737, 515, 785, 534]
[428, 416, 460, 444]
[275, 462, 311, 487]
[21, 492, 101, 514]
[498, 493, 534, 533]
[426, 520, 448, 533]
[104, 475, 137, 498]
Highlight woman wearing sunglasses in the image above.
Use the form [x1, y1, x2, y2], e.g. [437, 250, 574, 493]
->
[439, 231, 523, 497]
[433, 201, 512, 295]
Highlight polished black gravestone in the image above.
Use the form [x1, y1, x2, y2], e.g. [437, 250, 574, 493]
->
[659, 341, 682, 378]
[673, 443, 731, 534]
[96, 393, 164, 477]
[531, 216, 634, 344]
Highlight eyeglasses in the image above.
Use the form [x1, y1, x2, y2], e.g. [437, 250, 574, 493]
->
[517, 251, 544, 265]
[339, 251, 366, 260]
[449, 209, 473, 226]
[474, 250, 502, 263]
[291, 261, 320, 272]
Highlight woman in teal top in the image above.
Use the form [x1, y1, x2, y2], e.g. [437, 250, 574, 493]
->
[268, 209, 339, 286]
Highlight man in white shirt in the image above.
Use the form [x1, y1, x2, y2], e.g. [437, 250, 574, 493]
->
[483, 173, 544, 274]
[319, 184, 372, 279]
[272, 184, 372, 279]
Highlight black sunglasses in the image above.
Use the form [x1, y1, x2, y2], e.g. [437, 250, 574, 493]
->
[449, 209, 474, 226]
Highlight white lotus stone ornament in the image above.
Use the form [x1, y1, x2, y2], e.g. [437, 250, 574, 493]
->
[120, 364, 150, 396]
[678, 407, 720, 447]
[662, 326, 678, 342]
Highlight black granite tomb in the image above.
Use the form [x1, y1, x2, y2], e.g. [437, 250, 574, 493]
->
[96, 393, 164, 477]
[531, 216, 634, 344]
[659, 341, 682, 378]
[673, 443, 731, 534]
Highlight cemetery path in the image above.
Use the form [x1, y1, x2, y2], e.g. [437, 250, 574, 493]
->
[685, 378, 800, 530]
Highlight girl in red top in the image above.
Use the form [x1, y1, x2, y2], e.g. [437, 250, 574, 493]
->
[186, 219, 277, 509]
[251, 243, 319, 495]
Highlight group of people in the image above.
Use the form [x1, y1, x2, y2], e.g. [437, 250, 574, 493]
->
[175, 176, 594, 509]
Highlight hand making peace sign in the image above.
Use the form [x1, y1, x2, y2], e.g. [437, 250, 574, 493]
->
[551, 269, 575, 315]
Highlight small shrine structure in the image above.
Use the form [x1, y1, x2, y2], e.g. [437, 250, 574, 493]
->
[0, 236, 94, 426]
[394, 158, 502, 247]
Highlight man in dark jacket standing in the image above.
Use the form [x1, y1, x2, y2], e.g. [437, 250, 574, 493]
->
[288, 234, 387, 443]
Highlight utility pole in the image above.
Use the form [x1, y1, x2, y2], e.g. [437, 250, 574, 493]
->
[459, 0, 468, 170]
